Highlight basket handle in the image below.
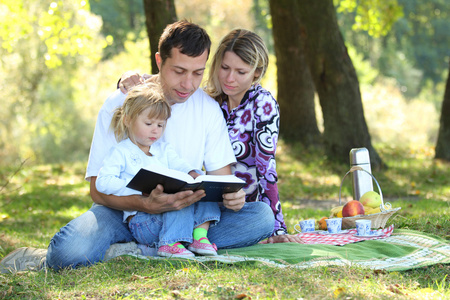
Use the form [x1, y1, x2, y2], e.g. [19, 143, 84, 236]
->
[338, 166, 391, 212]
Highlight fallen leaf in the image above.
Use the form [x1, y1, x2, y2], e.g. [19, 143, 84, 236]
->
[235, 293, 250, 299]
[388, 285, 403, 295]
[130, 274, 150, 281]
[333, 287, 346, 298]
[374, 269, 387, 275]
[172, 290, 181, 297]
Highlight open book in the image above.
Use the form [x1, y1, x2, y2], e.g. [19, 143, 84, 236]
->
[126, 164, 246, 202]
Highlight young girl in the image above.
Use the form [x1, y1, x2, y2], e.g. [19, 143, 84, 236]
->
[95, 82, 219, 257]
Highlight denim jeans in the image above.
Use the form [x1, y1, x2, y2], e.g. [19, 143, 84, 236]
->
[129, 202, 220, 248]
[46, 201, 274, 270]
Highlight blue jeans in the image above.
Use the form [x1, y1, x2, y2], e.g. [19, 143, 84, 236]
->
[129, 202, 220, 248]
[46, 201, 274, 270]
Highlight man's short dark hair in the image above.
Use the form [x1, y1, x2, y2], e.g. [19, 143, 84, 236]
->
[158, 20, 211, 64]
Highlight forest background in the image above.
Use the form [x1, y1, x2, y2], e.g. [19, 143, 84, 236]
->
[0, 0, 449, 168]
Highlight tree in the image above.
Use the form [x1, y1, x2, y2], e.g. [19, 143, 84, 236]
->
[435, 63, 450, 161]
[269, 0, 321, 146]
[297, 0, 382, 167]
[142, 0, 177, 74]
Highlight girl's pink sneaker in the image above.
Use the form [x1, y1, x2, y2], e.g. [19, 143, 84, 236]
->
[188, 237, 218, 256]
[157, 243, 195, 258]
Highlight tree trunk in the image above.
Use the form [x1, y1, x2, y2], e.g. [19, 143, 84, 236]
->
[142, 0, 177, 74]
[297, 0, 383, 168]
[435, 62, 450, 161]
[269, 0, 322, 146]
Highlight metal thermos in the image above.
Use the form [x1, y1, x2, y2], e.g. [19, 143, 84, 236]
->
[349, 148, 373, 200]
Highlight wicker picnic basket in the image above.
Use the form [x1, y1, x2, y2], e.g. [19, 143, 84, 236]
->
[335, 166, 401, 229]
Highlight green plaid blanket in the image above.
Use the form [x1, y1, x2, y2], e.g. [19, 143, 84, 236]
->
[141, 229, 449, 271]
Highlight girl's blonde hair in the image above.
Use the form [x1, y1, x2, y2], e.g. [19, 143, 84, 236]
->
[111, 81, 171, 142]
[205, 29, 269, 105]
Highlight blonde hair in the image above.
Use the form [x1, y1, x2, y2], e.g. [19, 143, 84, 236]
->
[205, 29, 269, 104]
[111, 81, 171, 142]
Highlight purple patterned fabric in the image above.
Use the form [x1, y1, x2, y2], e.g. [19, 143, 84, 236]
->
[221, 84, 287, 235]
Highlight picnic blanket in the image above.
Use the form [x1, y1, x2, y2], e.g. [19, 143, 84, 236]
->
[134, 228, 450, 271]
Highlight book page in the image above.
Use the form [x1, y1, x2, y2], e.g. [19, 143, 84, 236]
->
[194, 174, 246, 184]
[142, 164, 195, 183]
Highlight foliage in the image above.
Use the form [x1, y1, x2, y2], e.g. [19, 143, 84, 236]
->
[393, 0, 450, 85]
[337, 0, 450, 97]
[251, 0, 273, 52]
[0, 146, 449, 298]
[0, 1, 107, 166]
[0, 0, 105, 68]
[90, 0, 146, 58]
[175, 0, 255, 54]
[336, 0, 404, 37]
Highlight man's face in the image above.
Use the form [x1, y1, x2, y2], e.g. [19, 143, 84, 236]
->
[156, 47, 208, 105]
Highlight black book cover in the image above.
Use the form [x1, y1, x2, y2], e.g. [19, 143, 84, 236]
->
[126, 167, 246, 202]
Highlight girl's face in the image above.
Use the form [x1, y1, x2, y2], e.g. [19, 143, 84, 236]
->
[128, 107, 166, 154]
[218, 51, 260, 105]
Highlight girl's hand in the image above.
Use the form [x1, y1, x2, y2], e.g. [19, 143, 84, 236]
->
[188, 170, 201, 179]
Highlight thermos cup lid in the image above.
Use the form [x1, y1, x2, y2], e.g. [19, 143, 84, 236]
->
[349, 148, 370, 165]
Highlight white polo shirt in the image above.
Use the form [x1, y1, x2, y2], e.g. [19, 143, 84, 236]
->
[85, 88, 236, 181]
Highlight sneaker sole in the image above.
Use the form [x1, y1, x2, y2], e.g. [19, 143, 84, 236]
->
[187, 247, 218, 256]
[157, 251, 195, 258]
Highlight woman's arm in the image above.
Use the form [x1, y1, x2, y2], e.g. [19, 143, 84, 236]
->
[253, 92, 288, 235]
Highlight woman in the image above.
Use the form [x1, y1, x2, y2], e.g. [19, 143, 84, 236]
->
[205, 29, 302, 244]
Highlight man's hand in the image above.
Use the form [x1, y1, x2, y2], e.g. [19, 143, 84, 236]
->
[90, 177, 205, 214]
[118, 71, 144, 93]
[259, 234, 305, 244]
[222, 188, 246, 212]
[143, 184, 206, 214]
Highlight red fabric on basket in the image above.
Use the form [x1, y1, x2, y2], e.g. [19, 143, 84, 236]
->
[296, 225, 394, 246]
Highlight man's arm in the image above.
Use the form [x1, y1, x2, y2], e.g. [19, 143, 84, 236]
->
[206, 165, 246, 212]
[90, 176, 206, 214]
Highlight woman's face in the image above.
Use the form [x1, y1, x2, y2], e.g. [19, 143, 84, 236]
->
[218, 51, 260, 105]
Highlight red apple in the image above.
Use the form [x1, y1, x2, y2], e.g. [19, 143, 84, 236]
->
[342, 200, 365, 217]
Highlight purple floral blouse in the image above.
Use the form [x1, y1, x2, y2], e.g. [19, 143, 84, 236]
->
[221, 84, 287, 235]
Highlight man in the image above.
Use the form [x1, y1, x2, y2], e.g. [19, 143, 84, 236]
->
[0, 20, 274, 272]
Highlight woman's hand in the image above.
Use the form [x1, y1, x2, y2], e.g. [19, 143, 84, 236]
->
[259, 234, 305, 244]
[118, 71, 144, 93]
[222, 188, 246, 212]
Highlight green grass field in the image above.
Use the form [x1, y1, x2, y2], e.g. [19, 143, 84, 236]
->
[0, 143, 449, 299]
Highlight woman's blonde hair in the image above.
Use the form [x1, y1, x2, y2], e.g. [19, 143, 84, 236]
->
[111, 81, 171, 142]
[205, 29, 269, 104]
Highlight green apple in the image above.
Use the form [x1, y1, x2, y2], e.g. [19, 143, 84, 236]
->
[360, 191, 382, 208]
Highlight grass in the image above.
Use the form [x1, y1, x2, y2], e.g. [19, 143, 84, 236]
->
[0, 143, 449, 299]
